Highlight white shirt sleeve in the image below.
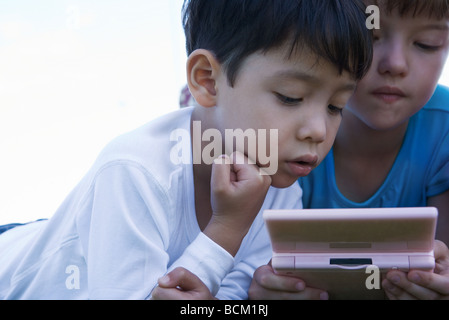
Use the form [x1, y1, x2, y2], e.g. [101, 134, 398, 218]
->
[215, 222, 270, 300]
[215, 184, 303, 300]
[78, 161, 235, 299]
[167, 232, 234, 296]
[79, 162, 172, 299]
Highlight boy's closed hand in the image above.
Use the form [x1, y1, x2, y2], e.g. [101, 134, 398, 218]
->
[383, 240, 449, 300]
[151, 267, 215, 300]
[205, 152, 272, 256]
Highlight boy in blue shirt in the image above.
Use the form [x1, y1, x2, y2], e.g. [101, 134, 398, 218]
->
[250, 0, 449, 300]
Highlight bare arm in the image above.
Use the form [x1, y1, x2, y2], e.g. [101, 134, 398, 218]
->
[204, 152, 271, 257]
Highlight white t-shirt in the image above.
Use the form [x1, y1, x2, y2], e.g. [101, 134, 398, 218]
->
[0, 107, 302, 300]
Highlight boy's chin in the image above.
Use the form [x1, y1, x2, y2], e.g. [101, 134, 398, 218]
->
[269, 175, 300, 189]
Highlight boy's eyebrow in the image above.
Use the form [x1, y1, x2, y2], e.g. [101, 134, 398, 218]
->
[421, 24, 449, 31]
[273, 70, 356, 92]
[273, 70, 317, 83]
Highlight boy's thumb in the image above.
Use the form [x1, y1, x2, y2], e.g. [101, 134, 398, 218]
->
[211, 154, 232, 190]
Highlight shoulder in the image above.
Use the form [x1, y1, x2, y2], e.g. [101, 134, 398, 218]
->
[98, 108, 193, 164]
[422, 85, 449, 114]
[411, 85, 449, 137]
[90, 107, 194, 186]
[72, 108, 196, 242]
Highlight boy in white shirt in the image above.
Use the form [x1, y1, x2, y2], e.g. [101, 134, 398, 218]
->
[0, 0, 372, 299]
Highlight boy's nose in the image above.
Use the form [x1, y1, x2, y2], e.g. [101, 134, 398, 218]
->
[296, 113, 326, 143]
[377, 41, 408, 77]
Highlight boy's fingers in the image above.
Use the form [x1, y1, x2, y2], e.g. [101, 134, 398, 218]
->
[384, 270, 443, 300]
[249, 265, 328, 300]
[211, 154, 232, 192]
[407, 270, 449, 297]
[434, 240, 449, 275]
[152, 268, 215, 300]
[382, 277, 417, 300]
[230, 151, 271, 188]
[158, 267, 207, 291]
[252, 264, 305, 292]
[231, 151, 260, 175]
[212, 152, 270, 192]
[151, 287, 185, 300]
[213, 154, 232, 166]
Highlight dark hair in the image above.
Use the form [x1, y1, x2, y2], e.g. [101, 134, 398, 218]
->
[182, 0, 373, 86]
[371, 0, 449, 19]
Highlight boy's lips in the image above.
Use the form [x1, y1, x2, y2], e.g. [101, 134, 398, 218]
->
[287, 155, 318, 177]
[372, 86, 406, 104]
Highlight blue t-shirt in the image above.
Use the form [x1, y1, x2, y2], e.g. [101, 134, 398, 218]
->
[299, 84, 449, 209]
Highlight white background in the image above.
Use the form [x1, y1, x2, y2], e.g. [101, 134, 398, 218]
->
[0, 0, 186, 224]
[1, 1, 449, 224]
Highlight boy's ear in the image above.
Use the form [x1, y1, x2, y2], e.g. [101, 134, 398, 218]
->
[186, 49, 221, 108]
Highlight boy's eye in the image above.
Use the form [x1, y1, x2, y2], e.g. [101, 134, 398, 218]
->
[415, 42, 441, 52]
[328, 104, 343, 116]
[275, 93, 303, 106]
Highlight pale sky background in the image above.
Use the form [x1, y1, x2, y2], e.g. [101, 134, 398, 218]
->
[0, 0, 186, 224]
[1, 1, 449, 224]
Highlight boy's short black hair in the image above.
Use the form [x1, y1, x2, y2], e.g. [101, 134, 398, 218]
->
[372, 0, 449, 19]
[182, 0, 373, 86]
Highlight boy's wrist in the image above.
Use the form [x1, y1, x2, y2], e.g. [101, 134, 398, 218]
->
[203, 216, 250, 257]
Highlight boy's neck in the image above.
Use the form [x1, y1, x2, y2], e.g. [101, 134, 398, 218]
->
[335, 110, 408, 158]
[190, 107, 215, 231]
[332, 110, 409, 202]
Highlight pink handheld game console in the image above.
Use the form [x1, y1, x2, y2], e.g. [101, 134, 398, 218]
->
[263, 207, 438, 300]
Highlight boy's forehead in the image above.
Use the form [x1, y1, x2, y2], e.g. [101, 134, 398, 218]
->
[380, 8, 449, 29]
[371, 0, 449, 20]
[245, 46, 357, 88]
[255, 44, 324, 73]
[272, 44, 356, 81]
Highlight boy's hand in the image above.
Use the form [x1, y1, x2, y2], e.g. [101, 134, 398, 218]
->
[151, 267, 215, 300]
[248, 263, 329, 300]
[204, 152, 272, 256]
[383, 240, 449, 300]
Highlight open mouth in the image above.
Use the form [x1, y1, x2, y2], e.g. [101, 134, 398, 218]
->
[287, 155, 318, 177]
[294, 155, 318, 167]
[287, 161, 314, 177]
